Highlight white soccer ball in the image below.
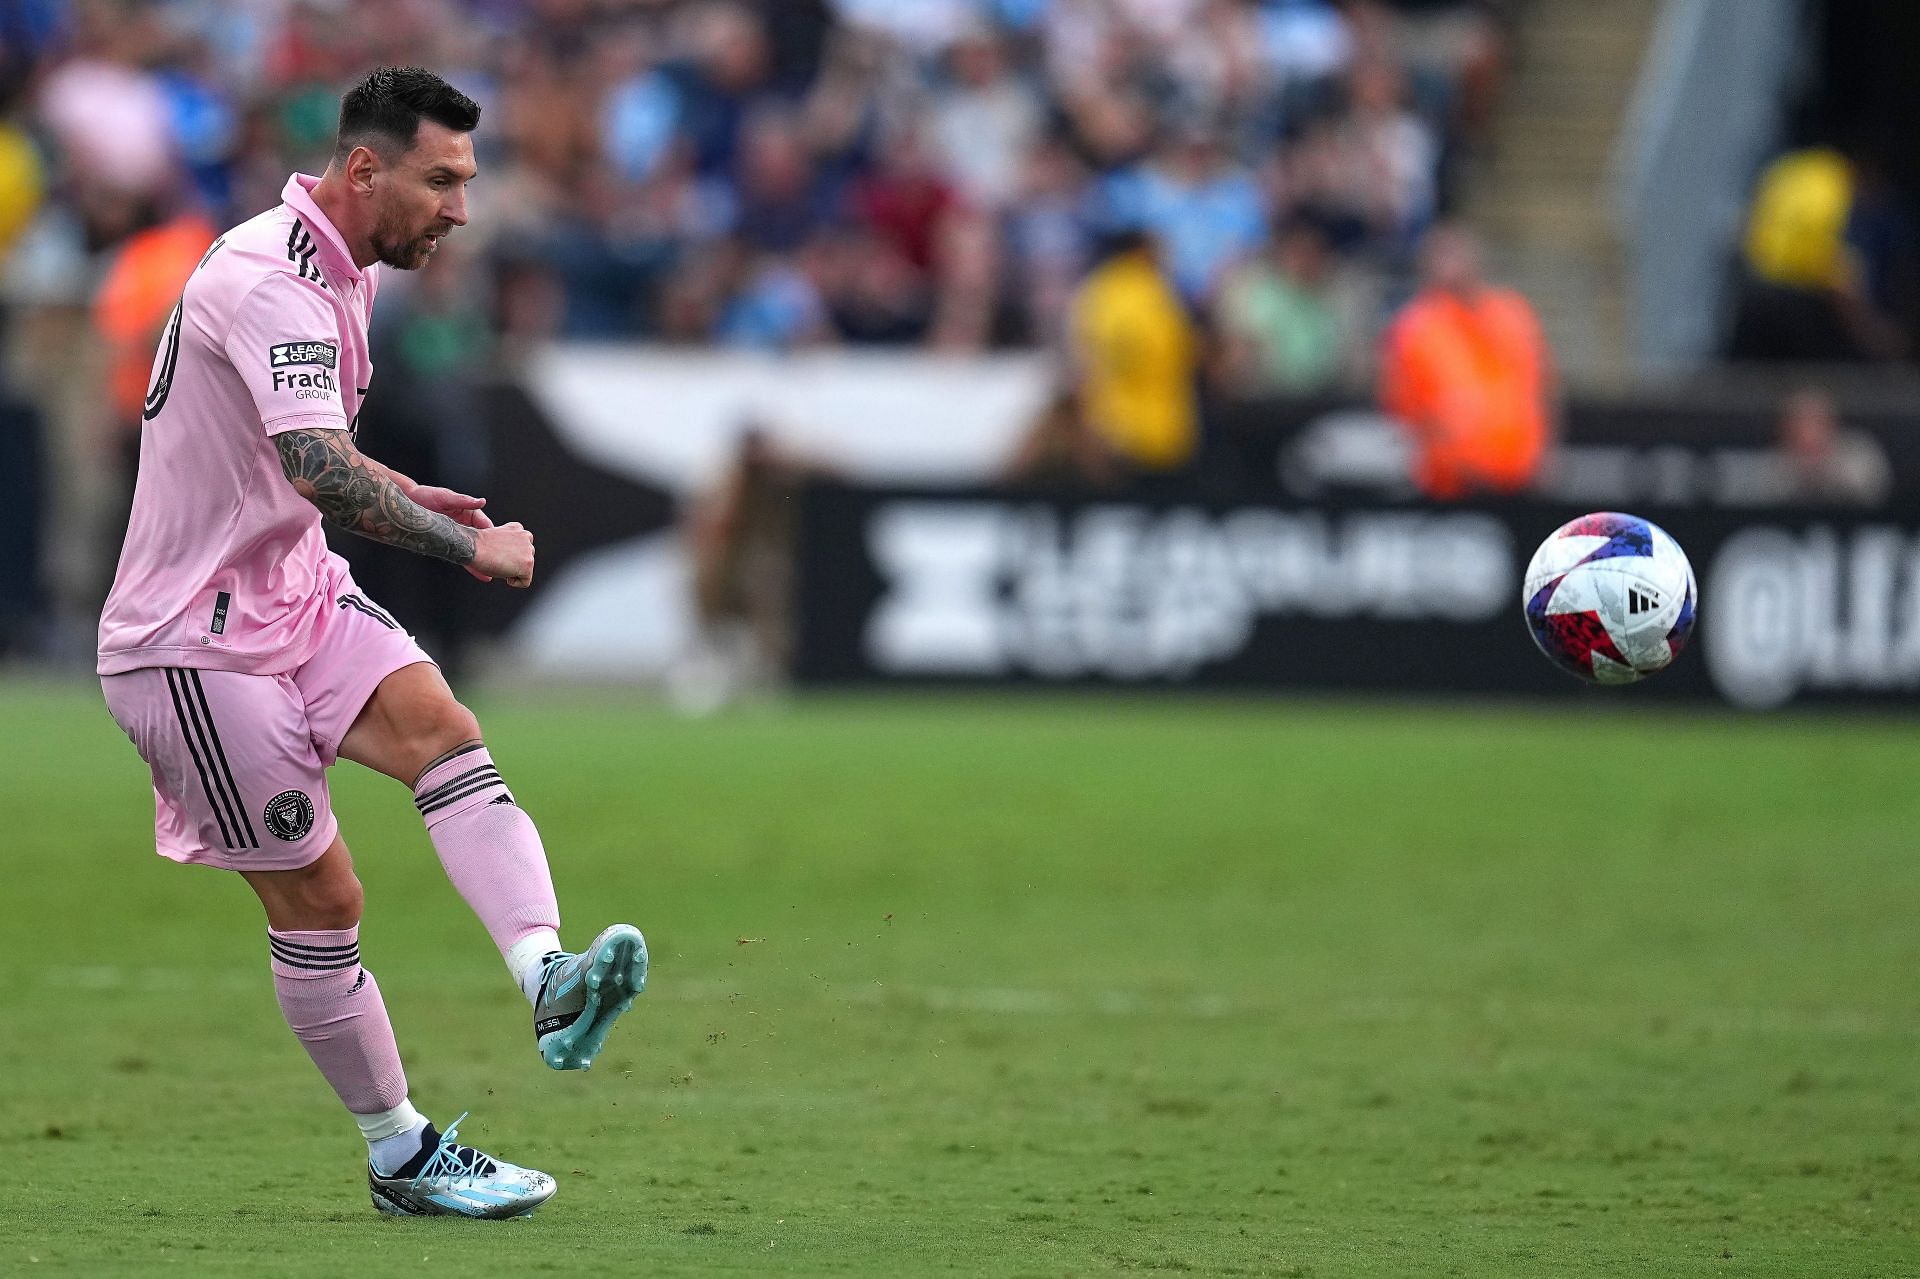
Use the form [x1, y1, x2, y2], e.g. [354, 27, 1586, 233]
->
[1522, 512, 1698, 685]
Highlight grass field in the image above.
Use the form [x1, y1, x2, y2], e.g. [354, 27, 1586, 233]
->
[5, 683, 1918, 1276]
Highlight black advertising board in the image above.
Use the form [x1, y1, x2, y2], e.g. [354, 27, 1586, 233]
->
[1207, 392, 1920, 508]
[791, 481, 1920, 710]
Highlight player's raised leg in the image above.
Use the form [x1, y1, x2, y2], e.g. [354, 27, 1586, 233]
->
[336, 661, 647, 1069]
[243, 838, 555, 1216]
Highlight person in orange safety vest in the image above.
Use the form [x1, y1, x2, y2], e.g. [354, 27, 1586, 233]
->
[1379, 225, 1553, 499]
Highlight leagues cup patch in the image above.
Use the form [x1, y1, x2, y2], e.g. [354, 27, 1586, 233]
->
[264, 789, 316, 841]
[269, 341, 338, 370]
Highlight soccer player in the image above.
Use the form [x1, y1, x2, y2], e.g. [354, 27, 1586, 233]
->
[96, 67, 646, 1219]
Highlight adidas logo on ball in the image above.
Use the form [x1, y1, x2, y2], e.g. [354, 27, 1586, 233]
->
[1523, 511, 1697, 686]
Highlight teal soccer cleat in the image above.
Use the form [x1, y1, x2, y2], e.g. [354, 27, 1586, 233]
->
[368, 1113, 556, 1219]
[533, 924, 648, 1070]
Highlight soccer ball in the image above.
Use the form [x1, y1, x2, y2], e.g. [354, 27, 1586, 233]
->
[1523, 512, 1697, 685]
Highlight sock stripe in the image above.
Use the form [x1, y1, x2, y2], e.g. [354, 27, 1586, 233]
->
[416, 760, 499, 802]
[412, 743, 486, 788]
[417, 773, 510, 813]
[415, 773, 505, 815]
[270, 933, 357, 952]
[415, 760, 494, 795]
[413, 764, 500, 811]
[270, 949, 360, 972]
[269, 937, 359, 956]
[418, 772, 514, 810]
[415, 762, 497, 797]
[270, 932, 360, 971]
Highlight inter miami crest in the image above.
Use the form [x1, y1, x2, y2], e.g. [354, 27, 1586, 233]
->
[264, 790, 316, 841]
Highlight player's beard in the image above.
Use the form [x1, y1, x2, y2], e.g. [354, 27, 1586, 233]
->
[369, 206, 441, 271]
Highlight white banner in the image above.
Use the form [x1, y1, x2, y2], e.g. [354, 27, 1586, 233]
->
[504, 346, 1056, 678]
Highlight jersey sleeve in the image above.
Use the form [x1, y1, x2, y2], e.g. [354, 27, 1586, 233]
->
[222, 273, 350, 436]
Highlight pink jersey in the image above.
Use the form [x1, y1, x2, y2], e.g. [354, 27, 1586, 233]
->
[98, 174, 382, 676]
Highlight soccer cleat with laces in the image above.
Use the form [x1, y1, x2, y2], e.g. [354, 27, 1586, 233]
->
[533, 924, 648, 1070]
[367, 1113, 556, 1219]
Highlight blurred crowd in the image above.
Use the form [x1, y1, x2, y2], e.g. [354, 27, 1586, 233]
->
[2, 0, 1506, 364]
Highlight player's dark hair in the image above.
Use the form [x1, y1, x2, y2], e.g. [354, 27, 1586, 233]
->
[335, 66, 480, 161]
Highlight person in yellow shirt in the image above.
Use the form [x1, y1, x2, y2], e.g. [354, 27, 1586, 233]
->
[1729, 145, 1905, 361]
[1069, 231, 1200, 474]
[1742, 147, 1855, 291]
[0, 119, 42, 260]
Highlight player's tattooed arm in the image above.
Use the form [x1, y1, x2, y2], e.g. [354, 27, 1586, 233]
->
[274, 428, 478, 565]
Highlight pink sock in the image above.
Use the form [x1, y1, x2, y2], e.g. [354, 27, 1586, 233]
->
[269, 927, 409, 1117]
[413, 746, 562, 997]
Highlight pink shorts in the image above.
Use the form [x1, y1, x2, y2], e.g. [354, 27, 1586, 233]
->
[101, 571, 432, 873]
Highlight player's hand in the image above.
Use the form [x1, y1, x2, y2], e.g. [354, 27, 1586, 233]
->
[472, 521, 535, 588]
[408, 486, 498, 579]
[408, 485, 493, 527]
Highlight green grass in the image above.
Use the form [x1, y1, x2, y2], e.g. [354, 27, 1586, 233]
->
[5, 684, 1919, 1276]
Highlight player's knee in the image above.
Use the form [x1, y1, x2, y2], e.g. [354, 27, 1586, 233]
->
[420, 698, 482, 759]
[292, 865, 364, 929]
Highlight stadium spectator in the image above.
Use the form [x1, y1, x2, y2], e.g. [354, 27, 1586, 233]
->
[1069, 230, 1201, 474]
[1255, 0, 1356, 88]
[0, 104, 42, 257]
[821, 227, 932, 344]
[0, 71, 45, 651]
[93, 204, 220, 442]
[726, 109, 836, 253]
[89, 198, 220, 604]
[1378, 223, 1551, 498]
[1727, 145, 1912, 363]
[831, 0, 980, 57]
[1213, 212, 1355, 395]
[1766, 386, 1893, 508]
[752, 0, 837, 95]
[1095, 124, 1267, 306]
[850, 120, 959, 278]
[1283, 55, 1437, 258]
[1003, 138, 1099, 350]
[600, 25, 684, 186]
[1363, 0, 1508, 137]
[0, 376, 43, 654]
[926, 25, 1043, 213]
[675, 1, 786, 179]
[928, 208, 1016, 351]
[717, 244, 833, 350]
[35, 9, 177, 203]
